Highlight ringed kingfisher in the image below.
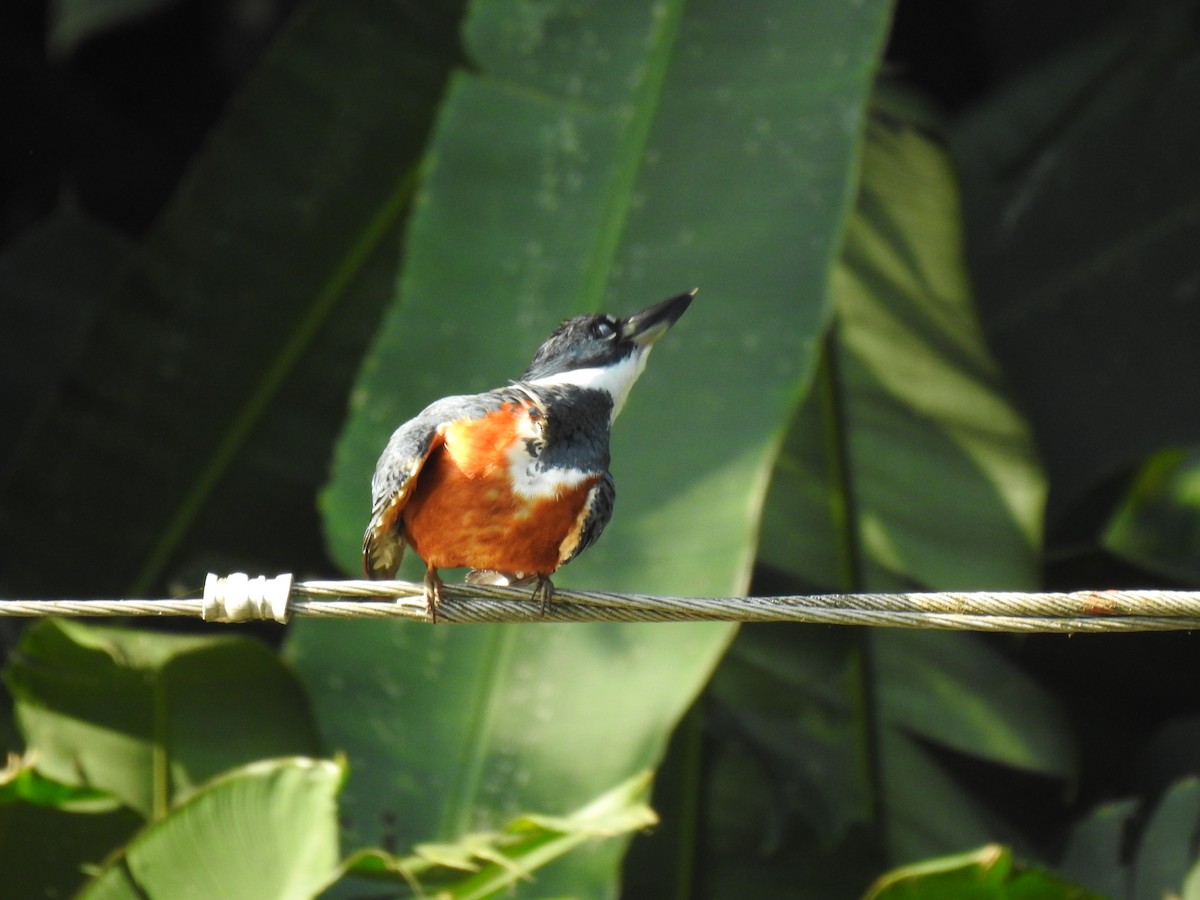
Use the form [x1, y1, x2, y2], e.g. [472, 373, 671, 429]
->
[362, 289, 695, 619]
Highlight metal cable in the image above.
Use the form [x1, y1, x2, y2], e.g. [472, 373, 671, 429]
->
[0, 574, 1197, 632]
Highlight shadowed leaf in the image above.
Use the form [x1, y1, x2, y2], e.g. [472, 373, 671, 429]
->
[0, 0, 464, 597]
[954, 4, 1200, 531]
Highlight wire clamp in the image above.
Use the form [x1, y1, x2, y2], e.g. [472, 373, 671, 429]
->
[203, 573, 293, 623]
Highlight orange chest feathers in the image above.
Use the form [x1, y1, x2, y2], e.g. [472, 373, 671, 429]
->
[401, 403, 600, 574]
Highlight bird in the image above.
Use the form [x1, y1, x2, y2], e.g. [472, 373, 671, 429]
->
[362, 289, 695, 620]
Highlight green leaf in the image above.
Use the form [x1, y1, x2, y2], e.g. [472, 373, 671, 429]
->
[696, 625, 880, 899]
[339, 771, 656, 897]
[1061, 779, 1200, 900]
[707, 624, 871, 840]
[875, 631, 1071, 777]
[77, 757, 343, 900]
[0, 0, 464, 597]
[299, 2, 893, 897]
[1058, 798, 1138, 899]
[1103, 447, 1200, 581]
[760, 112, 1046, 591]
[706, 625, 1073, 873]
[47, 0, 181, 55]
[702, 106, 1065, 880]
[291, 618, 732, 900]
[825, 114, 1060, 859]
[1131, 778, 1200, 900]
[0, 754, 119, 811]
[864, 844, 1105, 900]
[5, 620, 320, 819]
[953, 4, 1200, 527]
[319, 0, 895, 593]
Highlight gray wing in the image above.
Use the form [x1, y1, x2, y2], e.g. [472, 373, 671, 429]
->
[362, 392, 514, 578]
[560, 471, 615, 567]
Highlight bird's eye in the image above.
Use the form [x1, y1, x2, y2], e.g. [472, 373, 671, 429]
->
[591, 318, 617, 339]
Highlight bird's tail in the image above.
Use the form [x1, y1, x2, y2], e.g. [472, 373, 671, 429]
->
[363, 505, 405, 579]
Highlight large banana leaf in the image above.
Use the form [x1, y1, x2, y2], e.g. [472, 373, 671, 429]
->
[294, 1, 894, 896]
[5, 619, 321, 819]
[760, 114, 1045, 593]
[694, 111, 1063, 895]
[77, 758, 344, 900]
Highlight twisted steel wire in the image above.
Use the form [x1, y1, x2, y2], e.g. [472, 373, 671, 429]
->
[0, 576, 1198, 632]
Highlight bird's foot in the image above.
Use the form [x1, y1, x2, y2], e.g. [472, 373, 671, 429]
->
[464, 570, 554, 616]
[531, 575, 554, 616]
[423, 568, 444, 623]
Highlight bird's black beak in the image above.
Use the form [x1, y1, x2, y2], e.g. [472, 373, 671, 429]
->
[622, 289, 697, 347]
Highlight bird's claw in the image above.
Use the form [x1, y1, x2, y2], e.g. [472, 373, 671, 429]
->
[532, 576, 554, 616]
[424, 568, 444, 623]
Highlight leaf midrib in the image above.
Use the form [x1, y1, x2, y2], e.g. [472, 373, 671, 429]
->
[434, 0, 689, 839]
[439, 623, 519, 839]
[578, 0, 689, 310]
[128, 168, 418, 595]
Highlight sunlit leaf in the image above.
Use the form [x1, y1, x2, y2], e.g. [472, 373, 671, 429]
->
[5, 620, 320, 818]
[706, 107, 1063, 881]
[0, 753, 118, 811]
[760, 113, 1046, 591]
[876, 631, 1070, 777]
[865, 844, 1104, 899]
[78, 757, 342, 900]
[338, 771, 656, 898]
[1104, 447, 1200, 582]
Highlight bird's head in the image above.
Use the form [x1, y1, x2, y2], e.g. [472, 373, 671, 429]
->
[520, 290, 695, 419]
